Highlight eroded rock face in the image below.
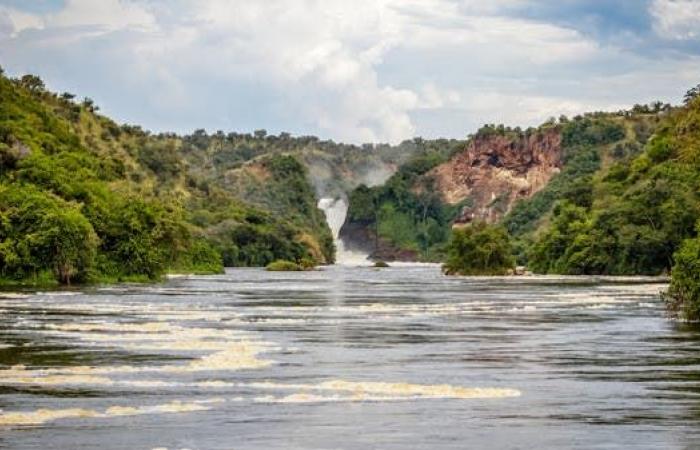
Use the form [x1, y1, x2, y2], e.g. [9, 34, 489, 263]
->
[429, 129, 562, 224]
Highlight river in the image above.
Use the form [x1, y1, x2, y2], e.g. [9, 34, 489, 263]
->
[1, 266, 699, 449]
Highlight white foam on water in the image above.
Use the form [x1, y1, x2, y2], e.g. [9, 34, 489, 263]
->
[1, 370, 241, 389]
[2, 315, 276, 384]
[0, 400, 214, 427]
[638, 302, 659, 308]
[0, 293, 29, 299]
[0, 263, 674, 438]
[47, 322, 173, 333]
[1, 337, 273, 378]
[383, 262, 442, 268]
[35, 291, 81, 296]
[245, 379, 521, 401]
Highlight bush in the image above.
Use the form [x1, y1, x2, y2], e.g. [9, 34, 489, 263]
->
[266, 260, 302, 271]
[666, 230, 700, 321]
[298, 258, 317, 270]
[0, 184, 98, 284]
[443, 222, 515, 275]
[170, 238, 224, 274]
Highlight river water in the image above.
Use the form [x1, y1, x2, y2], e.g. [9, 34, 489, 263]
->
[0, 266, 699, 449]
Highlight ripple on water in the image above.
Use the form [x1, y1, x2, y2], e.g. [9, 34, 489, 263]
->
[1, 269, 691, 449]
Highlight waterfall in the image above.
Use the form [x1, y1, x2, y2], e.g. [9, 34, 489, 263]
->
[318, 197, 369, 265]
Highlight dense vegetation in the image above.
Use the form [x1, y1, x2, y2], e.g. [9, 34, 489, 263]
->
[0, 71, 348, 284]
[344, 112, 653, 262]
[442, 223, 515, 275]
[524, 97, 699, 278]
[522, 91, 700, 319]
[345, 139, 466, 260]
[0, 73, 209, 284]
[478, 91, 700, 318]
[343, 89, 700, 319]
[666, 223, 700, 321]
[4, 66, 700, 320]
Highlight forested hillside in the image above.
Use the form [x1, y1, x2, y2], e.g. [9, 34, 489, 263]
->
[343, 107, 665, 262]
[0, 69, 486, 286]
[0, 71, 344, 285]
[341, 86, 700, 319]
[342, 139, 466, 261]
[524, 88, 700, 319]
[523, 103, 698, 276]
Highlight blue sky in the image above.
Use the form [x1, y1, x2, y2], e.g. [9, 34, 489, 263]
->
[1, 0, 699, 143]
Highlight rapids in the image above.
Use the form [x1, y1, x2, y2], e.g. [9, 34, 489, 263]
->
[0, 266, 698, 449]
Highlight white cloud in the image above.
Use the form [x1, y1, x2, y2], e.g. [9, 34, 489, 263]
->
[651, 0, 700, 40]
[53, 0, 155, 31]
[148, 0, 602, 141]
[465, 92, 628, 126]
[0, 7, 44, 37]
[1, 0, 694, 142]
[419, 83, 461, 109]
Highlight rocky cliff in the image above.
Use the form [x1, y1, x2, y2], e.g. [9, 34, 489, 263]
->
[429, 129, 562, 224]
[339, 127, 564, 262]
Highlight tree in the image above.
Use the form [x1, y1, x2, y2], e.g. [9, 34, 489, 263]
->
[82, 97, 99, 112]
[666, 225, 700, 321]
[684, 84, 700, 105]
[0, 185, 97, 284]
[19, 74, 45, 93]
[41, 208, 98, 284]
[527, 201, 590, 274]
[443, 222, 515, 275]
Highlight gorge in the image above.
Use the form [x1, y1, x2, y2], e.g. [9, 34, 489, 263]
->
[2, 69, 700, 450]
[4, 1, 700, 448]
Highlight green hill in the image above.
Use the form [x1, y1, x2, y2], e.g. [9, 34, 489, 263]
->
[0, 72, 339, 284]
[341, 86, 700, 319]
[524, 96, 699, 277]
[343, 108, 664, 262]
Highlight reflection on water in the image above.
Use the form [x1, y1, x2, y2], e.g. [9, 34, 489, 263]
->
[0, 266, 699, 449]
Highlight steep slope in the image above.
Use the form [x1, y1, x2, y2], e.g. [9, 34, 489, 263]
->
[430, 127, 561, 224]
[341, 141, 466, 261]
[343, 111, 663, 262]
[527, 98, 699, 276]
[0, 72, 336, 284]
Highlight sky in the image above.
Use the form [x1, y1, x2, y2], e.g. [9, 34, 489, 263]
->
[1, 1, 699, 144]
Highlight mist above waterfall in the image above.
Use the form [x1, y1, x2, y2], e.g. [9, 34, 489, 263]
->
[356, 164, 394, 188]
[306, 159, 396, 200]
[317, 197, 347, 240]
[317, 197, 369, 265]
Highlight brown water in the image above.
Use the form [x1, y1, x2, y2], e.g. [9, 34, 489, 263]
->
[0, 266, 698, 449]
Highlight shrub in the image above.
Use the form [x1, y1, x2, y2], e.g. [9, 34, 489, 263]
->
[666, 230, 700, 321]
[298, 258, 317, 270]
[443, 222, 515, 276]
[0, 184, 98, 284]
[266, 260, 302, 271]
